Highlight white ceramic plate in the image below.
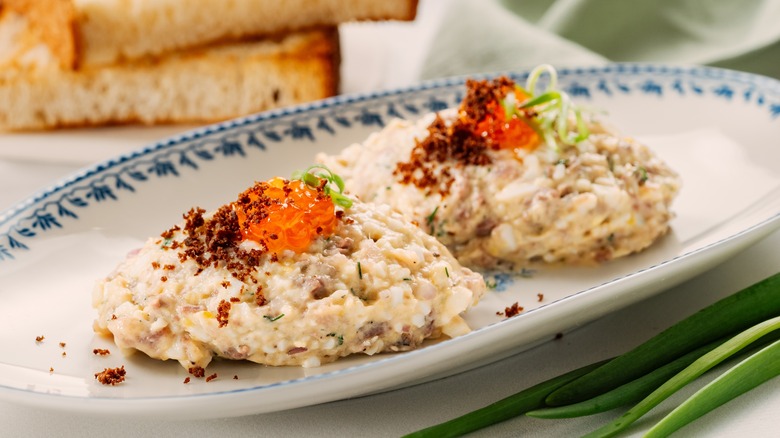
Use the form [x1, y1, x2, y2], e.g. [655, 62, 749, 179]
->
[1, 64, 779, 419]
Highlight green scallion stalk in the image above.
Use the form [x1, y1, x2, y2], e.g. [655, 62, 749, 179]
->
[403, 272, 780, 437]
[526, 339, 723, 419]
[546, 272, 780, 406]
[645, 338, 780, 438]
[403, 360, 609, 438]
[583, 315, 780, 438]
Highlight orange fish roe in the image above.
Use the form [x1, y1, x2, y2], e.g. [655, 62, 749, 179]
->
[474, 99, 540, 151]
[234, 177, 339, 254]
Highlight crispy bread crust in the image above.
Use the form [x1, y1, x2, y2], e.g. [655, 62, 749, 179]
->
[77, 0, 416, 67]
[0, 0, 78, 69]
[0, 28, 341, 131]
[0, 0, 411, 130]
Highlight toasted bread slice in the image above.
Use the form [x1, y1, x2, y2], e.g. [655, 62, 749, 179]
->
[0, 0, 78, 71]
[5, 0, 416, 68]
[0, 28, 340, 131]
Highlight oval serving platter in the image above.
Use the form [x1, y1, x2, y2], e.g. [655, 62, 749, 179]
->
[0, 64, 779, 419]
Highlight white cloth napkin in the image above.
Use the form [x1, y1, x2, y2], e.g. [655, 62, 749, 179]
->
[421, 0, 780, 79]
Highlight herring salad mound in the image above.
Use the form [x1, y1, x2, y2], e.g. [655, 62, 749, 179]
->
[319, 65, 681, 269]
[93, 167, 486, 369]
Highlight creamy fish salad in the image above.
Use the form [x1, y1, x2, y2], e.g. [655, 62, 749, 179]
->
[320, 69, 681, 269]
[93, 172, 485, 369]
[92, 66, 680, 372]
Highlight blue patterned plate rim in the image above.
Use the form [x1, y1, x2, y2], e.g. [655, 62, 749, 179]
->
[0, 63, 779, 415]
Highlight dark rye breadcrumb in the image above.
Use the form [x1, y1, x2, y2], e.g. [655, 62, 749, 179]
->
[496, 302, 523, 318]
[188, 366, 206, 378]
[393, 77, 516, 196]
[166, 204, 263, 283]
[94, 366, 126, 385]
[217, 299, 231, 328]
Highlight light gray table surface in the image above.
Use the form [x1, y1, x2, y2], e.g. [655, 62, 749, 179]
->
[1, 2, 779, 436]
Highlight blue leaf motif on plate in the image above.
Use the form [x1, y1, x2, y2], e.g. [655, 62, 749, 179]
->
[0, 245, 13, 260]
[32, 213, 62, 231]
[770, 103, 780, 118]
[614, 81, 631, 93]
[8, 234, 27, 250]
[17, 227, 35, 237]
[216, 140, 245, 157]
[640, 80, 662, 96]
[149, 160, 179, 177]
[68, 196, 88, 207]
[672, 80, 684, 95]
[713, 84, 734, 100]
[284, 123, 314, 141]
[386, 103, 403, 119]
[128, 170, 148, 181]
[356, 109, 384, 128]
[263, 130, 283, 142]
[316, 117, 335, 135]
[424, 96, 449, 112]
[743, 88, 755, 102]
[57, 203, 78, 219]
[486, 272, 514, 292]
[247, 133, 266, 149]
[86, 184, 117, 202]
[115, 176, 135, 192]
[403, 103, 419, 114]
[179, 152, 198, 170]
[597, 79, 611, 95]
[194, 149, 214, 160]
[334, 116, 351, 127]
[690, 82, 704, 94]
[566, 82, 590, 98]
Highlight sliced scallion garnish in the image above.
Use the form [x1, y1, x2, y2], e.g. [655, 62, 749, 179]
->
[292, 165, 353, 208]
[503, 64, 590, 151]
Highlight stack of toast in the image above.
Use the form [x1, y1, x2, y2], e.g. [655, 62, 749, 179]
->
[0, 0, 418, 131]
